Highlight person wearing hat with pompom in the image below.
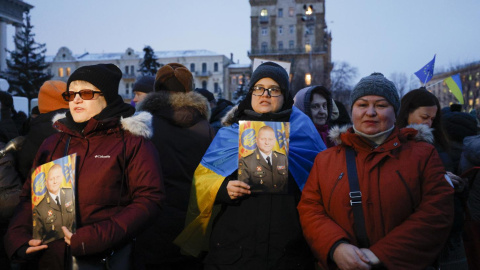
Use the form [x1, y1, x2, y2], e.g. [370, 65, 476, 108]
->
[135, 63, 215, 269]
[5, 64, 164, 270]
[298, 72, 454, 269]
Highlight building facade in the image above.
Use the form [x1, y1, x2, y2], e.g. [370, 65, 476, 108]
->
[426, 61, 480, 112]
[248, 0, 332, 95]
[46, 47, 234, 100]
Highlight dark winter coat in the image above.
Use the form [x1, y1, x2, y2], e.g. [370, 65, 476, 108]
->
[298, 125, 454, 270]
[0, 142, 22, 221]
[4, 111, 164, 269]
[460, 135, 480, 221]
[210, 100, 233, 133]
[17, 109, 69, 182]
[135, 91, 214, 266]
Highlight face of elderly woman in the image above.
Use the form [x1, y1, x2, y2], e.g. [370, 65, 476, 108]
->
[68, 81, 107, 123]
[352, 95, 396, 135]
[251, 77, 285, 114]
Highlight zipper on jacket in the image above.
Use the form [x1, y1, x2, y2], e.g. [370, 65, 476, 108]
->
[328, 172, 344, 212]
[395, 170, 416, 211]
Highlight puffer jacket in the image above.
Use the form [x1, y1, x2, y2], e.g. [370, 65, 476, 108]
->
[298, 125, 454, 269]
[5, 111, 164, 269]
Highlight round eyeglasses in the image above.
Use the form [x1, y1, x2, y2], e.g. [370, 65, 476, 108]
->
[251, 86, 283, 97]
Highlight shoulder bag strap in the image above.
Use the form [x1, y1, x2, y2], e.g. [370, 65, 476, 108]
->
[345, 146, 370, 248]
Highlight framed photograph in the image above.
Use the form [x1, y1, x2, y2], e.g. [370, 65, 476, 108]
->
[31, 154, 76, 244]
[238, 121, 290, 194]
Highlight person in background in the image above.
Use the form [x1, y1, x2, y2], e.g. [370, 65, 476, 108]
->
[136, 63, 214, 270]
[195, 88, 234, 134]
[0, 91, 19, 143]
[175, 62, 326, 270]
[294, 85, 335, 147]
[5, 64, 164, 270]
[298, 73, 454, 269]
[16, 81, 70, 183]
[132, 75, 155, 106]
[397, 89, 471, 269]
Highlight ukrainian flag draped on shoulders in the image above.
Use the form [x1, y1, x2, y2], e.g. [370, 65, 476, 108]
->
[174, 106, 326, 257]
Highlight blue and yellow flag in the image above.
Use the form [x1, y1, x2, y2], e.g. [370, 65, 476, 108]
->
[414, 55, 436, 85]
[174, 107, 326, 257]
[444, 73, 464, 104]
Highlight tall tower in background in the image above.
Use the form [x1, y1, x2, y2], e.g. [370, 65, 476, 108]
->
[249, 0, 331, 94]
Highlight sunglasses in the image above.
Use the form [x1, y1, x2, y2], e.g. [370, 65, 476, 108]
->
[62, 90, 103, 102]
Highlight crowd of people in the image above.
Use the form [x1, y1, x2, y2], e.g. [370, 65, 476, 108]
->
[0, 62, 478, 270]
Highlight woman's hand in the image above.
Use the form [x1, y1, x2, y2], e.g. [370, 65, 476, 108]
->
[62, 226, 73, 245]
[333, 243, 371, 270]
[360, 248, 380, 266]
[227, 180, 251, 199]
[26, 239, 48, 254]
[446, 171, 467, 192]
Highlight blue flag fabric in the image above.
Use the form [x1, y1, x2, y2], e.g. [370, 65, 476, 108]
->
[200, 106, 326, 190]
[414, 55, 436, 84]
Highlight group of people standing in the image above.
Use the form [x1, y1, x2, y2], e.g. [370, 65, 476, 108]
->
[0, 60, 478, 270]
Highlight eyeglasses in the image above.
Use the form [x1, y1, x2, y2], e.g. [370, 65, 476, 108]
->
[62, 90, 103, 102]
[251, 86, 283, 97]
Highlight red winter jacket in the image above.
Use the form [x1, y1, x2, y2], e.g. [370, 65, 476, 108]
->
[298, 126, 454, 269]
[5, 112, 164, 268]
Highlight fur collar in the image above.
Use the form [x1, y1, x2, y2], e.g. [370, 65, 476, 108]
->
[138, 91, 211, 121]
[52, 111, 153, 139]
[221, 105, 238, 127]
[328, 124, 434, 145]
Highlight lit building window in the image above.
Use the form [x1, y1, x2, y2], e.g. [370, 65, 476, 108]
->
[66, 67, 71, 76]
[305, 5, 313, 15]
[289, 7, 294, 17]
[305, 73, 312, 86]
[261, 9, 268, 17]
[239, 75, 244, 84]
[469, 99, 473, 106]
[278, 25, 283, 35]
[305, 43, 312, 53]
[58, 68, 64, 77]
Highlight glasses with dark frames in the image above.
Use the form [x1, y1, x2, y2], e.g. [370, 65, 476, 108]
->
[250, 86, 283, 97]
[62, 90, 103, 102]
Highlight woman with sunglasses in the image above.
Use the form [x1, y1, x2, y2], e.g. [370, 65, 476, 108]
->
[5, 64, 164, 270]
[175, 62, 326, 270]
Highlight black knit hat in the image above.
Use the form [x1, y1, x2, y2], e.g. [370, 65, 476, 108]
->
[248, 62, 290, 100]
[133, 75, 155, 94]
[67, 64, 122, 105]
[351, 72, 400, 113]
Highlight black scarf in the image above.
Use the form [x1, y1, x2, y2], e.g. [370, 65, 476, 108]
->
[232, 91, 294, 123]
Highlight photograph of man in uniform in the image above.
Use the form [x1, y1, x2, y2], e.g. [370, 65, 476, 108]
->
[32, 164, 75, 244]
[239, 125, 288, 193]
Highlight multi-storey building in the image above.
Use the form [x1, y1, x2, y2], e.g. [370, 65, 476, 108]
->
[426, 61, 480, 112]
[248, 0, 332, 94]
[46, 47, 233, 100]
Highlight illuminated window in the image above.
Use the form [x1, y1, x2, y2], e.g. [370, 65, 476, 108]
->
[476, 81, 479, 87]
[66, 67, 71, 76]
[289, 7, 294, 17]
[239, 75, 244, 84]
[305, 43, 312, 53]
[58, 68, 64, 77]
[476, 98, 479, 104]
[261, 9, 268, 17]
[469, 99, 473, 106]
[305, 5, 313, 15]
[305, 73, 312, 86]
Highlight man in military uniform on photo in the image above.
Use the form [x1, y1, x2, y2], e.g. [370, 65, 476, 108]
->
[239, 125, 288, 193]
[33, 164, 75, 244]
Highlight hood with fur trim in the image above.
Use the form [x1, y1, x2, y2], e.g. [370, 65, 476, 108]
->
[328, 123, 434, 146]
[52, 111, 153, 139]
[137, 91, 210, 128]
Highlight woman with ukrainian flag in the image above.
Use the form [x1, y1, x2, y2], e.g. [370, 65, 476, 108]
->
[175, 62, 326, 269]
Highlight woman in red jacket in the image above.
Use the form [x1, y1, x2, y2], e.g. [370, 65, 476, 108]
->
[298, 73, 454, 270]
[5, 64, 164, 269]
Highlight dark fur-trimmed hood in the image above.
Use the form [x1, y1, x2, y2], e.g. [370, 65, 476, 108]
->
[52, 111, 153, 139]
[137, 91, 211, 127]
[328, 123, 434, 145]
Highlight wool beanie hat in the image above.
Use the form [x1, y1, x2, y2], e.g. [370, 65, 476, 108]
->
[38, 80, 69, 113]
[67, 63, 122, 105]
[154, 63, 193, 93]
[133, 75, 155, 94]
[350, 72, 400, 113]
[248, 62, 290, 100]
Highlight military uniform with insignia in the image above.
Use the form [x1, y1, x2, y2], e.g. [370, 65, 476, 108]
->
[32, 188, 75, 244]
[238, 148, 288, 193]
